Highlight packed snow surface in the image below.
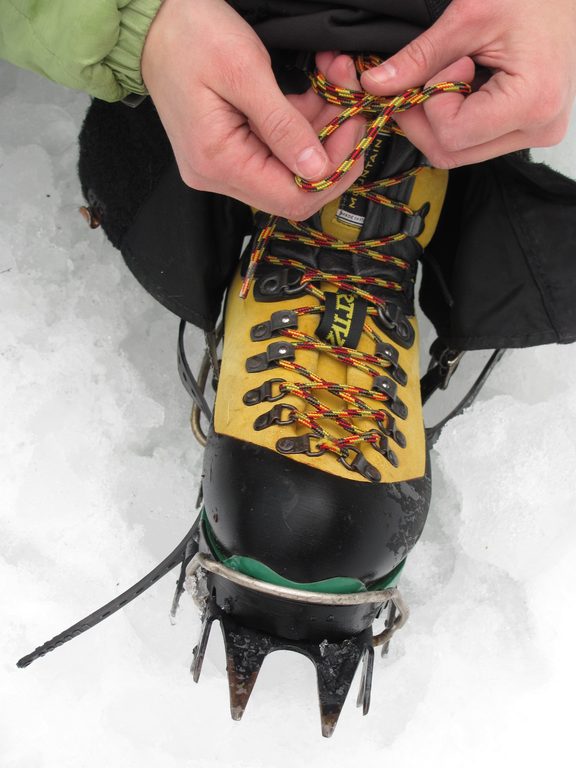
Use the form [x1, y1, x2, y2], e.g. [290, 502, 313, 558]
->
[2, 62, 576, 767]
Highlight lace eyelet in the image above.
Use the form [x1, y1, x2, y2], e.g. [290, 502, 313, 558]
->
[253, 404, 297, 431]
[243, 378, 286, 405]
[338, 447, 381, 483]
[276, 434, 326, 457]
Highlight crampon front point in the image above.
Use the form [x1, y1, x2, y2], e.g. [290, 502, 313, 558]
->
[186, 527, 409, 737]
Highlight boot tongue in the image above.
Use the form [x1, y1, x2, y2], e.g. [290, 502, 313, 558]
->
[315, 131, 421, 245]
[308, 132, 423, 348]
[309, 137, 397, 352]
[319, 134, 389, 242]
[253, 132, 424, 322]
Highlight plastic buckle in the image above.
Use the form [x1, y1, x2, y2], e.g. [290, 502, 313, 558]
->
[438, 349, 465, 390]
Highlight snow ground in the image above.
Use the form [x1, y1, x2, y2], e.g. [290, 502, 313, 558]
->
[2, 60, 576, 768]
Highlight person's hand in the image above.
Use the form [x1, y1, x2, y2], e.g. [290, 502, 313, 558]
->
[141, 0, 365, 219]
[361, 0, 576, 168]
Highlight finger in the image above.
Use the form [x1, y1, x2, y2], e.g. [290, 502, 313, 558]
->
[286, 53, 367, 191]
[222, 146, 365, 219]
[285, 52, 341, 123]
[233, 116, 366, 216]
[394, 103, 529, 167]
[195, 106, 365, 218]
[313, 54, 367, 165]
[202, 53, 366, 217]
[218, 57, 330, 181]
[288, 53, 362, 136]
[323, 52, 362, 95]
[257, 52, 364, 180]
[425, 68, 533, 151]
[360, 5, 478, 93]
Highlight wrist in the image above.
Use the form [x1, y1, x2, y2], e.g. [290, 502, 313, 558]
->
[104, 0, 165, 98]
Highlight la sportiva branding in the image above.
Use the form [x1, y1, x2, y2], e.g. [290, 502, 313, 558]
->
[326, 292, 355, 346]
[316, 291, 367, 349]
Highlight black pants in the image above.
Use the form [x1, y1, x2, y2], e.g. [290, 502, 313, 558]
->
[77, 0, 576, 349]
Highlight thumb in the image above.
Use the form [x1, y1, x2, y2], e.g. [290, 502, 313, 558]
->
[360, 8, 475, 93]
[224, 63, 329, 181]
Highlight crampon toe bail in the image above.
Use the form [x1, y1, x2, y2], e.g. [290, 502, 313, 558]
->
[186, 551, 407, 737]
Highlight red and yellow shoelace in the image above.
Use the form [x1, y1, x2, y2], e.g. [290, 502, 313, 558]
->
[240, 57, 470, 298]
[241, 57, 470, 475]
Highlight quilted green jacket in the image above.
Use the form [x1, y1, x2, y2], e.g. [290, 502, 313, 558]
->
[0, 0, 163, 101]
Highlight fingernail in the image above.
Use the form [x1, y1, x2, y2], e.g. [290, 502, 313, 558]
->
[296, 147, 327, 179]
[365, 61, 397, 85]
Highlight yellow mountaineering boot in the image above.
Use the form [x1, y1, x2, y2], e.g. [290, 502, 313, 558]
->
[192, 66, 467, 736]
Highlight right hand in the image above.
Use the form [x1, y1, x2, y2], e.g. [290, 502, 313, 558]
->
[361, 0, 576, 168]
[141, 0, 365, 220]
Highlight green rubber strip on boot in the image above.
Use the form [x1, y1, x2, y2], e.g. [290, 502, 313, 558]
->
[201, 509, 405, 594]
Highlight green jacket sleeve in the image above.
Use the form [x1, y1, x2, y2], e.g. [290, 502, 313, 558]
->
[0, 0, 163, 101]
